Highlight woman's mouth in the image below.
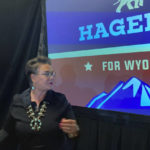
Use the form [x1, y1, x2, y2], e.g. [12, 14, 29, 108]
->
[49, 81, 53, 85]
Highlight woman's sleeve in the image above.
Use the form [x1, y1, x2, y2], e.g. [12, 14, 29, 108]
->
[62, 94, 76, 120]
[0, 111, 15, 141]
[0, 100, 17, 150]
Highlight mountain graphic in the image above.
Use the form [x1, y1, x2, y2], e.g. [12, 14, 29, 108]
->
[86, 77, 150, 115]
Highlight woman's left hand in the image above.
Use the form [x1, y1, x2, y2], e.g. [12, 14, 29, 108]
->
[59, 118, 79, 138]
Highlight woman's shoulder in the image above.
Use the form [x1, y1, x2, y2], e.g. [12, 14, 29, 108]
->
[12, 88, 30, 106]
[47, 90, 69, 105]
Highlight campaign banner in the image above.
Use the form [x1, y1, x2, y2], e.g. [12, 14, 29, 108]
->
[46, 0, 150, 115]
[47, 12, 150, 53]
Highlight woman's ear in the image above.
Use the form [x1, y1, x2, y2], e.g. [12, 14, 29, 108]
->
[30, 74, 36, 83]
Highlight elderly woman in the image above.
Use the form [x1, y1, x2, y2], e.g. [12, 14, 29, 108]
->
[0, 56, 79, 150]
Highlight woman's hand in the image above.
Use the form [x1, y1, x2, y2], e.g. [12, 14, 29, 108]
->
[59, 118, 80, 138]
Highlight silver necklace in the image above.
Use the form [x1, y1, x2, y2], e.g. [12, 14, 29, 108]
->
[26, 102, 47, 131]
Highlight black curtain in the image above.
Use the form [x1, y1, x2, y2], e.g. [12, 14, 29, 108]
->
[0, 0, 47, 125]
[73, 106, 150, 150]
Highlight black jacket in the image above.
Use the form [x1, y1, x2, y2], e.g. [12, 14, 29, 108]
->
[0, 89, 75, 150]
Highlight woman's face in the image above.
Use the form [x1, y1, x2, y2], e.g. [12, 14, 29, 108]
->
[31, 64, 55, 92]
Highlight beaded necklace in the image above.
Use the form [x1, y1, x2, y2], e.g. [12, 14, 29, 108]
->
[26, 101, 47, 131]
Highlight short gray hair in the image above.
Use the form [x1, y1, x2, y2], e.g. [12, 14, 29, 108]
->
[25, 56, 51, 85]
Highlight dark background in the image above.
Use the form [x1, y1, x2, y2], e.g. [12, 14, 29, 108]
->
[0, 0, 47, 124]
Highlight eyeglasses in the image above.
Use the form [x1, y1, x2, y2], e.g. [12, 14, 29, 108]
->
[36, 71, 56, 77]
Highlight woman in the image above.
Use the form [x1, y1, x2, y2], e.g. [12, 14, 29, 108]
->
[0, 56, 79, 150]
